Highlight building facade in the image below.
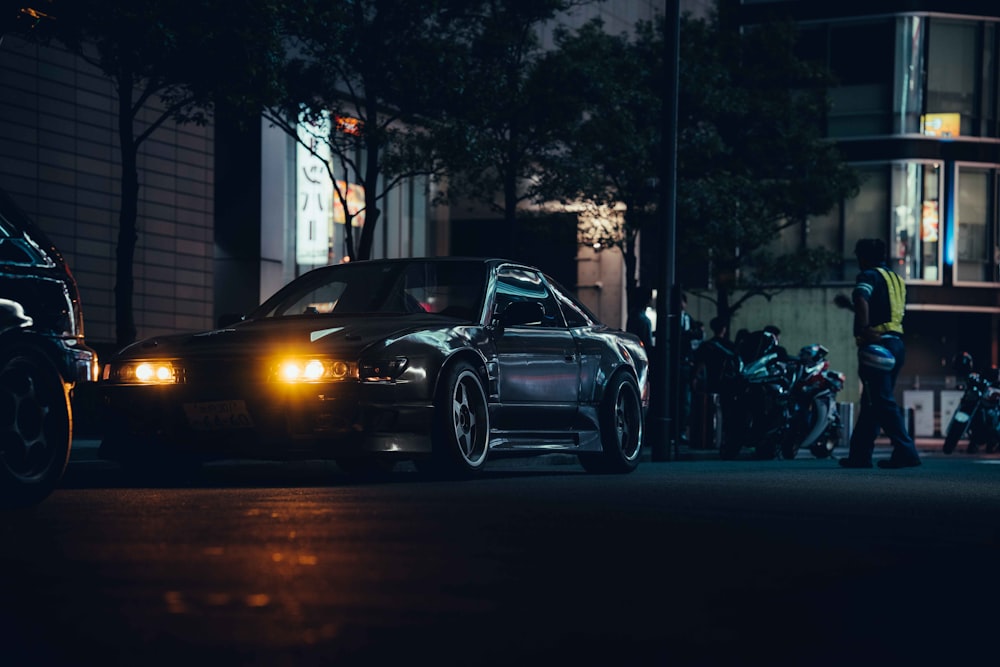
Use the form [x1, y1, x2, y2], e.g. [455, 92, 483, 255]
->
[1, 2, 672, 355]
[695, 0, 1000, 432]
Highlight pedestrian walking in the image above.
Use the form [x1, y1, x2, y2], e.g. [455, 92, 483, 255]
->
[839, 238, 921, 469]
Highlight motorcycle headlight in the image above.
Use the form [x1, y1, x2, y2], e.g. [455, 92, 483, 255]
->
[271, 357, 357, 383]
[103, 360, 181, 384]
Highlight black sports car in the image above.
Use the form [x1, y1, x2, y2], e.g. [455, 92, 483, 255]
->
[99, 257, 648, 476]
[1, 188, 99, 507]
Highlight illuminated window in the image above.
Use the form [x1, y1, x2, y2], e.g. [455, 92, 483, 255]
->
[891, 162, 941, 282]
[955, 166, 999, 283]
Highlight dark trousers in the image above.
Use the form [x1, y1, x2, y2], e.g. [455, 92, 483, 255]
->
[848, 336, 920, 464]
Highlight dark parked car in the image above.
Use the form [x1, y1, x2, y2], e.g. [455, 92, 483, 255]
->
[99, 257, 648, 477]
[0, 188, 98, 507]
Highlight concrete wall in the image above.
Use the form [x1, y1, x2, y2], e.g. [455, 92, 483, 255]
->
[686, 287, 861, 403]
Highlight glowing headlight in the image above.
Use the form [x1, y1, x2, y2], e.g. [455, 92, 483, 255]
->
[103, 361, 180, 384]
[272, 358, 357, 383]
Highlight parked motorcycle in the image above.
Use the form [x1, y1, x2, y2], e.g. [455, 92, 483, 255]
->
[720, 330, 791, 460]
[942, 352, 1000, 455]
[779, 344, 846, 460]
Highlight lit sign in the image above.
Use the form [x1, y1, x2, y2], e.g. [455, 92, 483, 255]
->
[296, 133, 332, 266]
[333, 180, 365, 226]
[921, 200, 939, 242]
[921, 113, 960, 138]
[335, 115, 363, 136]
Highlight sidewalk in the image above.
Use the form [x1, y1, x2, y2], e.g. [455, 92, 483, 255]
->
[667, 437, 982, 462]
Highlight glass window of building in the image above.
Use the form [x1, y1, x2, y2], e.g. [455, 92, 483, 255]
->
[827, 20, 894, 137]
[955, 166, 998, 283]
[842, 165, 890, 279]
[891, 162, 941, 282]
[925, 20, 979, 137]
[893, 16, 926, 134]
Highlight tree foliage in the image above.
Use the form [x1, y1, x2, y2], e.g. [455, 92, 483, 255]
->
[675, 9, 860, 320]
[426, 0, 590, 254]
[532, 5, 859, 325]
[531, 17, 664, 326]
[263, 0, 485, 262]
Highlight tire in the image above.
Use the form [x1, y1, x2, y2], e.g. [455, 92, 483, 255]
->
[779, 418, 802, 460]
[943, 411, 971, 455]
[579, 372, 643, 474]
[809, 417, 840, 459]
[0, 350, 72, 508]
[426, 361, 489, 477]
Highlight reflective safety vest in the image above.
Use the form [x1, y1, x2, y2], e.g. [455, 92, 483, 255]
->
[871, 267, 905, 335]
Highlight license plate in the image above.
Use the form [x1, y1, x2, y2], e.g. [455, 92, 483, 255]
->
[183, 400, 254, 430]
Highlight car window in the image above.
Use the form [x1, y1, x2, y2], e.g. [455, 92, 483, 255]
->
[546, 275, 599, 328]
[494, 267, 567, 328]
[0, 214, 50, 267]
[255, 261, 485, 319]
[399, 262, 485, 321]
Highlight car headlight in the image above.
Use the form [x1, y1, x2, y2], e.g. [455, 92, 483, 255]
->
[359, 357, 408, 382]
[271, 358, 358, 383]
[103, 360, 181, 384]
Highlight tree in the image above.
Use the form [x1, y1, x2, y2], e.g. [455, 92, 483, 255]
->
[675, 8, 860, 322]
[531, 17, 663, 330]
[427, 0, 590, 257]
[28, 0, 291, 347]
[262, 0, 484, 263]
[533, 5, 859, 328]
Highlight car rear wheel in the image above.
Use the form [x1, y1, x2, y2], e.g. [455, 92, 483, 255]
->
[0, 349, 72, 508]
[580, 372, 642, 474]
[426, 361, 489, 477]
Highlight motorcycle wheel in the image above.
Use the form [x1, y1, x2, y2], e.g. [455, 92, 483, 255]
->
[780, 438, 801, 460]
[943, 414, 970, 455]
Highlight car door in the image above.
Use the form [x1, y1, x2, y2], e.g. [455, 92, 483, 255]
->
[491, 266, 580, 431]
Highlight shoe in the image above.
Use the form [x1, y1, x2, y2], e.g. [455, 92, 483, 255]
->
[839, 458, 873, 469]
[877, 458, 921, 469]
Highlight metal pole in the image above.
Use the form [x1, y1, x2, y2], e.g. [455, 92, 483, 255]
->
[651, 0, 680, 461]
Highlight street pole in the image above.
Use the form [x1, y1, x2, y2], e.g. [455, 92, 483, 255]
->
[650, 0, 680, 461]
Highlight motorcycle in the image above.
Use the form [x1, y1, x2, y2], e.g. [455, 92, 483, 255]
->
[942, 353, 1000, 455]
[779, 344, 847, 460]
[720, 330, 792, 460]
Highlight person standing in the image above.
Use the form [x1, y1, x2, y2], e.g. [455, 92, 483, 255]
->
[693, 317, 738, 396]
[692, 317, 739, 450]
[839, 238, 921, 469]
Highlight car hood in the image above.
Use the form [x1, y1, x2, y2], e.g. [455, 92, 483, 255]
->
[115, 314, 464, 360]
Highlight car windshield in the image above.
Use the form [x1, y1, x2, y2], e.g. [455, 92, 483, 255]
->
[253, 260, 487, 320]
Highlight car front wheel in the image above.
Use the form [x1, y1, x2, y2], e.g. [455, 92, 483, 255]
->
[0, 349, 72, 508]
[580, 372, 643, 474]
[427, 361, 489, 477]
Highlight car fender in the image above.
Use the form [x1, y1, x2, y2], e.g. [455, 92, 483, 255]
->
[368, 325, 493, 403]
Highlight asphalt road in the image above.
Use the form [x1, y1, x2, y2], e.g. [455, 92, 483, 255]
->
[1, 441, 998, 667]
